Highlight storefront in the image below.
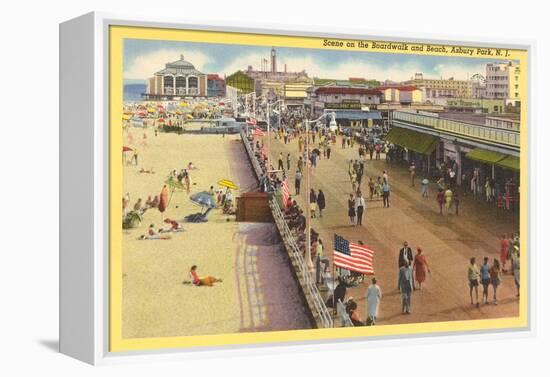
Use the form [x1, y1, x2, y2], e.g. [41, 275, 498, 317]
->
[384, 126, 438, 173]
[463, 148, 520, 210]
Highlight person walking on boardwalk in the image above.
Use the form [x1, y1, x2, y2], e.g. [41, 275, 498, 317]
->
[286, 153, 291, 171]
[398, 260, 413, 314]
[382, 179, 391, 208]
[490, 259, 502, 305]
[298, 135, 304, 152]
[413, 247, 430, 290]
[366, 278, 382, 325]
[355, 191, 366, 226]
[350, 170, 357, 193]
[500, 234, 509, 272]
[511, 249, 520, 297]
[444, 187, 453, 213]
[453, 194, 460, 215]
[437, 188, 445, 214]
[278, 152, 284, 171]
[348, 193, 356, 225]
[468, 257, 480, 307]
[309, 189, 317, 218]
[480, 256, 491, 305]
[294, 170, 302, 195]
[326, 143, 332, 159]
[368, 177, 375, 200]
[409, 161, 416, 187]
[297, 156, 303, 173]
[421, 178, 429, 197]
[317, 190, 326, 218]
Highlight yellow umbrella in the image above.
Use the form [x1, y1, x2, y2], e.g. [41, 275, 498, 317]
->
[186, 114, 194, 119]
[217, 179, 238, 190]
[147, 108, 156, 113]
[178, 102, 188, 107]
[122, 114, 132, 121]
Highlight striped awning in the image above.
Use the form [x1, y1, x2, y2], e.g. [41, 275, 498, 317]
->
[384, 127, 438, 155]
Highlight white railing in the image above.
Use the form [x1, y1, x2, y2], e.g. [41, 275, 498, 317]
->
[269, 200, 334, 329]
[240, 130, 333, 328]
[393, 111, 520, 147]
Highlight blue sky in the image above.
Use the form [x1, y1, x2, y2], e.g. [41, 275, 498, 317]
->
[123, 39, 507, 84]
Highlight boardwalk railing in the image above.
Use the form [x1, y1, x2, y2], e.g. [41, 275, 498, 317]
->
[240, 129, 334, 329]
[393, 111, 520, 148]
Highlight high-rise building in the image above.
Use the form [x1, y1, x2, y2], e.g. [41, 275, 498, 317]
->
[484, 62, 520, 104]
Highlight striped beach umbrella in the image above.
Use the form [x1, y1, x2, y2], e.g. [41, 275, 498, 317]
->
[217, 179, 238, 190]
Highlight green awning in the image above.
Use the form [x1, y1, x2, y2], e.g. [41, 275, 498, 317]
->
[495, 155, 520, 171]
[466, 148, 507, 164]
[385, 127, 437, 155]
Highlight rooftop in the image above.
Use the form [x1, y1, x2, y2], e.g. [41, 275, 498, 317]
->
[155, 55, 204, 76]
[314, 87, 382, 95]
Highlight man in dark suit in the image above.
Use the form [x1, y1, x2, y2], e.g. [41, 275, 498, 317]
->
[398, 241, 415, 291]
[398, 241, 413, 268]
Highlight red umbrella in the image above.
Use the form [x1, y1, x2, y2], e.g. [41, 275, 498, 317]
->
[123, 146, 133, 152]
[158, 118, 165, 123]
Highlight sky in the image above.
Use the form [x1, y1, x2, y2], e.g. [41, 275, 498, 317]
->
[123, 39, 507, 84]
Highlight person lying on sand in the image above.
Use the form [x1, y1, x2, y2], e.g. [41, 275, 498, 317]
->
[159, 218, 183, 233]
[139, 224, 171, 240]
[139, 167, 155, 174]
[183, 265, 222, 287]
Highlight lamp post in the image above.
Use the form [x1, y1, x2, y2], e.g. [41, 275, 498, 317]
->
[266, 99, 285, 172]
[304, 111, 337, 271]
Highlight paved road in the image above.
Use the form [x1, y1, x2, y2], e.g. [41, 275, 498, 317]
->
[264, 133, 520, 326]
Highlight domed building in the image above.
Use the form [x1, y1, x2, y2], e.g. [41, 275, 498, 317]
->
[146, 55, 207, 99]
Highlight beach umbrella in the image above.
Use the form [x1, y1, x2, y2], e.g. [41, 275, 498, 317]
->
[157, 118, 165, 123]
[422, 178, 430, 185]
[190, 191, 217, 209]
[186, 114, 194, 120]
[217, 179, 238, 190]
[123, 146, 133, 152]
[122, 114, 132, 121]
[179, 101, 188, 107]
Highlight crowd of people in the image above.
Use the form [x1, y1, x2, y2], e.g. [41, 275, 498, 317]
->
[244, 107, 521, 328]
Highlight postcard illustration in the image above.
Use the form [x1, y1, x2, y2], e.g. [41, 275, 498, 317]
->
[112, 27, 527, 350]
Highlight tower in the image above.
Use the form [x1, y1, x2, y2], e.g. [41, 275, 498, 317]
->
[271, 47, 277, 73]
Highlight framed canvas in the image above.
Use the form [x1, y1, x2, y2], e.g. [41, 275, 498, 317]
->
[59, 12, 534, 365]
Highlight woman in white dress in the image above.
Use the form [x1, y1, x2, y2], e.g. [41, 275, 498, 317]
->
[366, 278, 382, 325]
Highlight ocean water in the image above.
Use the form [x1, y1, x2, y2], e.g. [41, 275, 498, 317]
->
[123, 84, 146, 102]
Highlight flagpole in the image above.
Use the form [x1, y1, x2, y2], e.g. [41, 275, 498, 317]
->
[332, 243, 336, 321]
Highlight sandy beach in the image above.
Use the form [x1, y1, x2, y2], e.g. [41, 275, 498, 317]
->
[121, 125, 312, 339]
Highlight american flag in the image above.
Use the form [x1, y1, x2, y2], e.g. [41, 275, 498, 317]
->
[252, 127, 265, 137]
[333, 234, 375, 275]
[281, 179, 290, 208]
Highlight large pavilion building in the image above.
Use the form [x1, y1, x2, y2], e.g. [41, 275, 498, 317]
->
[145, 55, 207, 99]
